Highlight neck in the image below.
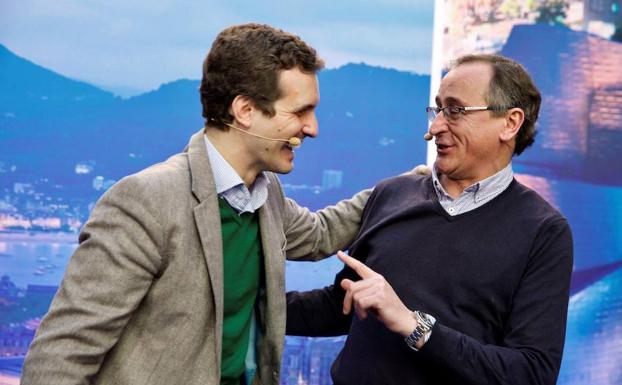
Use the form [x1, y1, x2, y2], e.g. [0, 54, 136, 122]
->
[439, 176, 475, 199]
[204, 126, 260, 187]
[438, 158, 510, 198]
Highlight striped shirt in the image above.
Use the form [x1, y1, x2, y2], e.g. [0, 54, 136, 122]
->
[203, 134, 269, 214]
[431, 162, 514, 216]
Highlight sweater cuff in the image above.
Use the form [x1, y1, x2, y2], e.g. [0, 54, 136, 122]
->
[417, 322, 459, 363]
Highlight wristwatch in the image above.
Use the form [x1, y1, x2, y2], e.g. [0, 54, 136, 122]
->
[404, 310, 436, 351]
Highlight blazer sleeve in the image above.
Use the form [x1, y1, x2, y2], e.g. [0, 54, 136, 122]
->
[285, 183, 381, 336]
[280, 187, 372, 261]
[21, 176, 166, 385]
[277, 167, 428, 261]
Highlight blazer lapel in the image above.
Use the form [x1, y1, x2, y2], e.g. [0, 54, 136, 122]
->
[258, 200, 285, 348]
[187, 128, 224, 366]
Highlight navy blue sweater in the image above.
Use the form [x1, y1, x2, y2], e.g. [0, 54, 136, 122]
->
[287, 174, 573, 385]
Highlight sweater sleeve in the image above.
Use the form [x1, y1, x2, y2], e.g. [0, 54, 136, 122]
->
[285, 185, 383, 336]
[419, 217, 573, 385]
[286, 266, 356, 336]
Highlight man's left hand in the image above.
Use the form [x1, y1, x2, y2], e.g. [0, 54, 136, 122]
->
[337, 251, 417, 338]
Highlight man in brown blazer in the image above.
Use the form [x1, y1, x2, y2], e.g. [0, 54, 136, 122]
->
[21, 24, 369, 385]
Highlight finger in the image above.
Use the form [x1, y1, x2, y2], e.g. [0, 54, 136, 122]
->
[342, 276, 378, 315]
[354, 302, 368, 320]
[352, 287, 384, 321]
[344, 276, 377, 293]
[353, 286, 382, 305]
[354, 293, 378, 318]
[337, 251, 376, 279]
[353, 292, 386, 321]
[341, 278, 354, 315]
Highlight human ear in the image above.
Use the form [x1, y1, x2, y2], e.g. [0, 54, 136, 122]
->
[499, 108, 524, 142]
[229, 95, 254, 128]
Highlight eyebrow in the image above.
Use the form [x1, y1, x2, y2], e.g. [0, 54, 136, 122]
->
[293, 104, 316, 113]
[435, 96, 466, 107]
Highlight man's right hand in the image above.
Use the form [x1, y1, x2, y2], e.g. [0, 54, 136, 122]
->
[404, 164, 431, 176]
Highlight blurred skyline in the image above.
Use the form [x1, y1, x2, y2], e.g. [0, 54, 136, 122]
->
[0, 0, 435, 96]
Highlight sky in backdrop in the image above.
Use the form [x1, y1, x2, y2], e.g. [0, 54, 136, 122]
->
[0, 0, 435, 96]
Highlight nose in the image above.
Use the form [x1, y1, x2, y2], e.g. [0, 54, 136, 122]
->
[302, 113, 318, 138]
[428, 112, 448, 137]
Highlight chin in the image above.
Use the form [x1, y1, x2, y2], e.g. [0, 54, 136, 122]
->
[272, 163, 294, 175]
[434, 161, 451, 175]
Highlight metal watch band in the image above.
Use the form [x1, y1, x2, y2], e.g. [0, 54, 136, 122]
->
[404, 310, 435, 351]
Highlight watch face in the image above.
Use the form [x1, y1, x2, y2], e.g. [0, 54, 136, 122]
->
[416, 311, 434, 329]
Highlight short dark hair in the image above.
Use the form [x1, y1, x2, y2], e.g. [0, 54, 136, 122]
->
[200, 23, 324, 129]
[452, 54, 541, 155]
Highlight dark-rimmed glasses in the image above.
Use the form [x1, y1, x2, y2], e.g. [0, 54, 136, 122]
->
[426, 106, 507, 123]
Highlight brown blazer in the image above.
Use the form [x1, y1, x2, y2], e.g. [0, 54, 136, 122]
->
[21, 129, 369, 385]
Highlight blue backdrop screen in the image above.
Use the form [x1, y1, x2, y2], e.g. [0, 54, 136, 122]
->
[438, 1, 622, 383]
[1, 1, 622, 384]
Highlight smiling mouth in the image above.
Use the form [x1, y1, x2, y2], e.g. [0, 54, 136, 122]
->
[436, 143, 454, 155]
[283, 144, 295, 156]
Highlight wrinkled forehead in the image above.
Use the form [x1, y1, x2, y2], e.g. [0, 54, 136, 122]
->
[436, 62, 493, 105]
[277, 68, 320, 105]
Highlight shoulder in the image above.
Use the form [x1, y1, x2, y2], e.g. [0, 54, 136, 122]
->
[508, 180, 567, 224]
[265, 171, 283, 188]
[263, 172, 287, 211]
[121, 152, 189, 190]
[373, 173, 433, 201]
[504, 180, 573, 250]
[508, 181, 573, 274]
[353, 173, 435, 224]
[98, 152, 193, 215]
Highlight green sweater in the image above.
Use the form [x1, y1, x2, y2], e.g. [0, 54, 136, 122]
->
[219, 198, 262, 385]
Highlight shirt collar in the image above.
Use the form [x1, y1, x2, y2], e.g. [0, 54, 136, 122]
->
[432, 162, 514, 202]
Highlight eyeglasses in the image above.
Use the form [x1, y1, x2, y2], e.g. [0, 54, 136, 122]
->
[426, 106, 508, 123]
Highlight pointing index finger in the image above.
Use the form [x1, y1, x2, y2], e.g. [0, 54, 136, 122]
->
[337, 251, 376, 279]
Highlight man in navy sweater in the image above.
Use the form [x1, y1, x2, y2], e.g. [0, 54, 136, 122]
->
[286, 54, 573, 385]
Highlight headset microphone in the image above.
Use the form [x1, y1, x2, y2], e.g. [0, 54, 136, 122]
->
[224, 122, 301, 148]
[423, 132, 433, 141]
[287, 137, 302, 148]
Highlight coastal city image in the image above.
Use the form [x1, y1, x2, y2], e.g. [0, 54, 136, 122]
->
[0, 32, 431, 384]
[2, 0, 622, 384]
